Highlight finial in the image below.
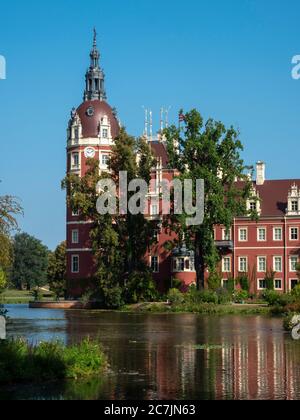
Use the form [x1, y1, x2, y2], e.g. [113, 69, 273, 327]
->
[93, 27, 97, 47]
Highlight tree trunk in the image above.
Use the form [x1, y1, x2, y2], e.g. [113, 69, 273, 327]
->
[195, 233, 205, 291]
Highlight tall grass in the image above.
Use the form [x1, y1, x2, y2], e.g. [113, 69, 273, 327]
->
[0, 338, 107, 385]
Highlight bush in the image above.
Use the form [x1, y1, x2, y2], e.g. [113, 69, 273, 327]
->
[0, 338, 107, 384]
[103, 286, 124, 309]
[167, 288, 185, 306]
[31, 288, 43, 302]
[291, 285, 300, 300]
[186, 289, 219, 305]
[262, 290, 282, 306]
[207, 272, 222, 291]
[216, 288, 232, 305]
[80, 289, 94, 307]
[125, 271, 158, 304]
[233, 290, 249, 304]
[238, 275, 249, 292]
[225, 277, 236, 293]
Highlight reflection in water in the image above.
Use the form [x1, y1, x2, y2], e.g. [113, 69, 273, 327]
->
[2, 306, 300, 400]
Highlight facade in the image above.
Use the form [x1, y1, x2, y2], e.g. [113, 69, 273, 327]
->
[66, 35, 300, 297]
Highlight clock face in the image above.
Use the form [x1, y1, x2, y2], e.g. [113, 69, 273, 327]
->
[86, 106, 95, 117]
[84, 147, 96, 159]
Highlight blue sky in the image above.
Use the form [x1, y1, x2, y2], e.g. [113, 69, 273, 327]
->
[0, 0, 299, 249]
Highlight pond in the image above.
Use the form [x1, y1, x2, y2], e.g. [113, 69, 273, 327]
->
[1, 305, 300, 400]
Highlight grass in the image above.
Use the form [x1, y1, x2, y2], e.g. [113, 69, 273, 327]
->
[122, 302, 272, 316]
[1, 289, 54, 304]
[0, 338, 107, 385]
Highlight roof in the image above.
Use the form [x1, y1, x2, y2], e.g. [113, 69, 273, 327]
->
[150, 141, 169, 167]
[254, 180, 300, 217]
[77, 100, 120, 139]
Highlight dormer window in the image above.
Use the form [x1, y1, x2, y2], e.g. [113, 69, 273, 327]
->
[287, 184, 300, 215]
[292, 201, 299, 212]
[102, 128, 108, 138]
[250, 201, 257, 212]
[247, 186, 261, 215]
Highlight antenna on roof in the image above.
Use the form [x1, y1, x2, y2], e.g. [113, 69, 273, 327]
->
[142, 106, 149, 138]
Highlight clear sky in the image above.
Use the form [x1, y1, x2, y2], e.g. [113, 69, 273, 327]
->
[0, 0, 299, 250]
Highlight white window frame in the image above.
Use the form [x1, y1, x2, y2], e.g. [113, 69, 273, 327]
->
[71, 152, 80, 169]
[150, 256, 159, 273]
[222, 257, 231, 273]
[102, 128, 108, 139]
[239, 228, 248, 242]
[150, 204, 159, 216]
[291, 201, 299, 212]
[273, 227, 283, 241]
[71, 255, 79, 274]
[238, 257, 248, 273]
[258, 278, 267, 291]
[257, 256, 267, 273]
[222, 229, 231, 241]
[290, 227, 299, 241]
[72, 209, 79, 217]
[274, 279, 283, 291]
[72, 229, 79, 244]
[101, 154, 110, 168]
[273, 256, 283, 273]
[257, 227, 267, 242]
[290, 256, 299, 272]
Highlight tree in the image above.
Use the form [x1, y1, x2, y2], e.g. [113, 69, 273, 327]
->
[297, 263, 300, 282]
[11, 233, 49, 290]
[62, 128, 158, 307]
[47, 242, 67, 300]
[164, 109, 256, 290]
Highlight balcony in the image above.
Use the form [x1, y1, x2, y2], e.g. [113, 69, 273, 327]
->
[215, 241, 234, 251]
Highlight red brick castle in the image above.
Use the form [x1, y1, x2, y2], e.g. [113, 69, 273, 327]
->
[66, 34, 300, 297]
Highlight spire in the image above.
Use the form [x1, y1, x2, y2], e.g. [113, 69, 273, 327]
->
[84, 29, 107, 102]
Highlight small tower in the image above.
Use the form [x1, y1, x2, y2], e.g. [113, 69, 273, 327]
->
[84, 29, 107, 102]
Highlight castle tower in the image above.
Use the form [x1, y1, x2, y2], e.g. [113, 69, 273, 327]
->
[66, 31, 120, 297]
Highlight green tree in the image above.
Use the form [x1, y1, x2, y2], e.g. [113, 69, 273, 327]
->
[47, 242, 67, 300]
[164, 109, 256, 290]
[62, 128, 158, 307]
[297, 263, 300, 281]
[11, 233, 49, 290]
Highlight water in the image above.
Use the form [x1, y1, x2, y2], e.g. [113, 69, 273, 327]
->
[1, 305, 300, 400]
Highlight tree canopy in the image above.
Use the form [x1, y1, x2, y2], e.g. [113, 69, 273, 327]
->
[47, 241, 67, 300]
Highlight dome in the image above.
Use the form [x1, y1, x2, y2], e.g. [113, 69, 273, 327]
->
[76, 100, 120, 139]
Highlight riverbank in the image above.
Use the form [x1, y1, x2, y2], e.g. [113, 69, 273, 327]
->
[0, 338, 107, 385]
[1, 289, 54, 304]
[122, 302, 272, 315]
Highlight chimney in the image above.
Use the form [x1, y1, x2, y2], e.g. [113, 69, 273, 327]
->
[256, 161, 266, 186]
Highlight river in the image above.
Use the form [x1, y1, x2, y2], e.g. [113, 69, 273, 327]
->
[0, 305, 300, 400]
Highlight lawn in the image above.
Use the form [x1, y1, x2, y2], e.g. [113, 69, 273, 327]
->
[0, 289, 54, 304]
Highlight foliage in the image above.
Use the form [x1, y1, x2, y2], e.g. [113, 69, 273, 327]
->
[291, 284, 300, 300]
[0, 338, 107, 384]
[215, 288, 232, 304]
[47, 242, 66, 300]
[283, 313, 300, 332]
[62, 128, 158, 308]
[80, 289, 94, 307]
[237, 275, 250, 292]
[207, 271, 222, 291]
[125, 271, 158, 304]
[164, 109, 255, 290]
[31, 288, 43, 302]
[11, 233, 49, 290]
[167, 288, 185, 306]
[171, 277, 184, 290]
[264, 270, 276, 291]
[185, 287, 219, 305]
[233, 290, 249, 303]
[224, 277, 236, 293]
[0, 269, 7, 293]
[262, 290, 282, 306]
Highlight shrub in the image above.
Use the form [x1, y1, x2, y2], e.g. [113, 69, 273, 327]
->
[125, 271, 158, 304]
[238, 275, 249, 292]
[80, 289, 94, 307]
[225, 277, 236, 293]
[264, 270, 276, 291]
[262, 290, 282, 306]
[168, 288, 185, 306]
[233, 290, 249, 303]
[103, 286, 124, 309]
[0, 338, 107, 384]
[207, 272, 222, 291]
[171, 278, 183, 290]
[291, 285, 300, 300]
[216, 288, 232, 305]
[31, 288, 43, 302]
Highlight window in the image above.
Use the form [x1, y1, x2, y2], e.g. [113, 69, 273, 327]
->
[258, 279, 267, 290]
[290, 256, 298, 272]
[274, 257, 282, 273]
[71, 255, 79, 274]
[74, 127, 79, 140]
[222, 279, 229, 289]
[239, 228, 248, 242]
[101, 155, 110, 167]
[222, 229, 231, 241]
[72, 209, 79, 217]
[150, 256, 159, 273]
[102, 128, 108, 139]
[72, 153, 79, 168]
[290, 279, 299, 290]
[222, 257, 231, 273]
[290, 228, 299, 241]
[258, 228, 266, 242]
[273, 227, 283, 241]
[291, 201, 299, 212]
[151, 204, 159, 216]
[239, 257, 247, 273]
[275, 279, 282, 290]
[249, 201, 257, 211]
[72, 230, 79, 244]
[258, 257, 267, 273]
